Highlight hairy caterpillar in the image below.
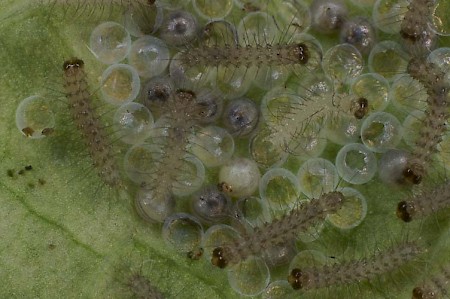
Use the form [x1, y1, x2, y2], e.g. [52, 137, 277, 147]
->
[288, 241, 423, 291]
[169, 11, 323, 95]
[178, 42, 311, 69]
[132, 88, 221, 223]
[399, 0, 437, 56]
[412, 264, 450, 299]
[37, 0, 153, 8]
[25, 0, 157, 26]
[211, 191, 345, 268]
[42, 0, 152, 4]
[401, 58, 449, 184]
[126, 272, 165, 299]
[397, 180, 450, 222]
[63, 58, 122, 188]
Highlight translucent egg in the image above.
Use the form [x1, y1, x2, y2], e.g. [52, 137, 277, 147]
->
[402, 110, 424, 148]
[335, 143, 377, 184]
[309, 0, 348, 34]
[170, 51, 215, 90]
[322, 43, 364, 84]
[289, 122, 327, 161]
[263, 241, 297, 268]
[360, 112, 403, 153]
[214, 65, 254, 99]
[128, 36, 170, 78]
[227, 256, 270, 297]
[268, 0, 311, 34]
[431, 1, 450, 36]
[16, 95, 55, 139]
[223, 98, 259, 137]
[100, 64, 140, 105]
[350, 73, 390, 117]
[368, 41, 409, 81]
[372, 0, 409, 34]
[297, 158, 339, 199]
[134, 186, 176, 223]
[252, 64, 291, 91]
[218, 158, 261, 198]
[389, 74, 427, 113]
[124, 143, 164, 184]
[194, 89, 224, 124]
[192, 0, 233, 20]
[237, 12, 278, 46]
[233, 197, 271, 231]
[250, 128, 289, 168]
[140, 76, 175, 112]
[428, 47, 450, 84]
[189, 126, 235, 168]
[200, 19, 238, 46]
[340, 17, 376, 55]
[89, 22, 131, 64]
[325, 113, 362, 145]
[171, 154, 205, 197]
[288, 250, 329, 275]
[202, 224, 241, 262]
[191, 185, 232, 224]
[160, 10, 199, 46]
[113, 102, 154, 145]
[122, 3, 163, 37]
[259, 168, 302, 212]
[327, 187, 367, 229]
[162, 213, 203, 255]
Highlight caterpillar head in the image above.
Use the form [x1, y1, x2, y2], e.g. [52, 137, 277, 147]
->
[351, 97, 369, 119]
[211, 247, 229, 269]
[63, 58, 84, 72]
[412, 286, 430, 299]
[402, 166, 422, 185]
[288, 268, 308, 290]
[294, 43, 310, 65]
[396, 200, 415, 222]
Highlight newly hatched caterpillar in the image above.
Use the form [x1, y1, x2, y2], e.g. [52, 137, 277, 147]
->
[401, 58, 449, 184]
[134, 88, 220, 222]
[412, 264, 450, 299]
[31, 0, 156, 24]
[170, 12, 323, 91]
[127, 272, 165, 299]
[178, 42, 311, 69]
[63, 58, 122, 188]
[38, 0, 153, 7]
[399, 0, 437, 56]
[397, 180, 450, 222]
[211, 191, 345, 268]
[288, 241, 423, 291]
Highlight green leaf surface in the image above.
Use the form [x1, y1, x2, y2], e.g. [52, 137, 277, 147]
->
[1, 1, 449, 299]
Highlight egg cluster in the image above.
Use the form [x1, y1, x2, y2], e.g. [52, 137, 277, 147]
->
[14, 0, 450, 298]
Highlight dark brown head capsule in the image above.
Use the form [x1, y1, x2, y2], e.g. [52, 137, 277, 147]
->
[352, 97, 369, 119]
[211, 247, 228, 268]
[22, 127, 34, 137]
[402, 167, 422, 184]
[187, 247, 204, 260]
[412, 287, 426, 299]
[400, 29, 419, 42]
[396, 201, 414, 222]
[288, 268, 306, 290]
[63, 58, 84, 71]
[294, 43, 309, 65]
